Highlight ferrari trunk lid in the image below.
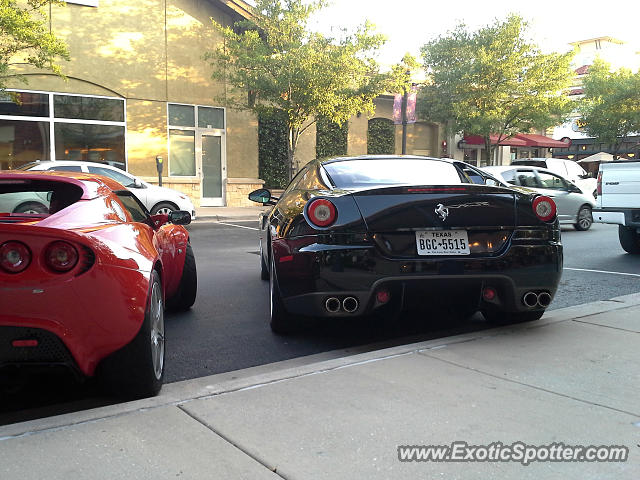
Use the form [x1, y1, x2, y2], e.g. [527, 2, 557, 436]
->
[350, 185, 517, 258]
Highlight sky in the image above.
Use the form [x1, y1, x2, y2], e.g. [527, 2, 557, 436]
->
[306, 0, 640, 68]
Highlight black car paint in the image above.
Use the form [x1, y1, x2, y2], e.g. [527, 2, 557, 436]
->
[255, 156, 562, 320]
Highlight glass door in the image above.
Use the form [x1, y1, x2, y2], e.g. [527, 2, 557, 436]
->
[199, 132, 225, 206]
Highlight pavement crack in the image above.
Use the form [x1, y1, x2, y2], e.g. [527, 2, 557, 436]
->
[417, 351, 640, 418]
[572, 318, 639, 333]
[177, 405, 290, 480]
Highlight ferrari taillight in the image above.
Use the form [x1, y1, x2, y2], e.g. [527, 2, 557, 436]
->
[307, 199, 337, 227]
[0, 241, 31, 273]
[532, 195, 557, 222]
[44, 241, 78, 273]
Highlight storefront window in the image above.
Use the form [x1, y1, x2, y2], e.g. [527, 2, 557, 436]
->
[0, 120, 50, 169]
[54, 95, 124, 122]
[169, 104, 195, 127]
[0, 90, 125, 169]
[198, 107, 224, 129]
[54, 123, 125, 167]
[169, 129, 196, 176]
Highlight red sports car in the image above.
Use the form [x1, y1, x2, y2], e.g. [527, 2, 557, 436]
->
[0, 170, 197, 398]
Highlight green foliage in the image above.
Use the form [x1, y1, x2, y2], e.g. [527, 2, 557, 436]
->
[367, 118, 395, 154]
[316, 116, 348, 159]
[0, 0, 69, 91]
[419, 15, 574, 163]
[258, 110, 289, 189]
[577, 59, 640, 156]
[388, 53, 421, 94]
[207, 0, 387, 178]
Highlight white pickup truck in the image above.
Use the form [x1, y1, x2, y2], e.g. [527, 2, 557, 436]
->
[593, 161, 640, 253]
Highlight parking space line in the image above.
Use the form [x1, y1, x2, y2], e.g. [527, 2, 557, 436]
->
[216, 221, 259, 231]
[565, 267, 640, 278]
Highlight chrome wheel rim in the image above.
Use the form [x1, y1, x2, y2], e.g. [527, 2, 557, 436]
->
[150, 280, 165, 380]
[156, 206, 173, 215]
[578, 208, 592, 229]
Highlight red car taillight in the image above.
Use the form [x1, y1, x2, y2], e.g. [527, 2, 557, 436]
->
[44, 241, 78, 273]
[307, 199, 337, 227]
[597, 171, 602, 196]
[0, 241, 31, 273]
[532, 195, 557, 222]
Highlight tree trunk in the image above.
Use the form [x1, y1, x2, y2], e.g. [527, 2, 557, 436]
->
[484, 137, 493, 166]
[287, 127, 300, 181]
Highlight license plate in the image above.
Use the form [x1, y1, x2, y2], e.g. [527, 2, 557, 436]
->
[415, 230, 470, 255]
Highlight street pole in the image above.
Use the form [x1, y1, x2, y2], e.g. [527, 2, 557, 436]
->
[401, 87, 408, 155]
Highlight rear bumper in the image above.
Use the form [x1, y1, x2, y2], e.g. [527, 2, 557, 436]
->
[273, 236, 563, 318]
[593, 208, 640, 228]
[0, 265, 149, 376]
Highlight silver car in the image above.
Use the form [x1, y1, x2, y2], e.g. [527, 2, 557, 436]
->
[483, 165, 596, 231]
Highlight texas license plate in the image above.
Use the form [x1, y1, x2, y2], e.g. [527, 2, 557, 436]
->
[415, 230, 470, 255]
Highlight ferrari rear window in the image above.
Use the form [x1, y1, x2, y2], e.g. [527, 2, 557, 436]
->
[324, 159, 464, 188]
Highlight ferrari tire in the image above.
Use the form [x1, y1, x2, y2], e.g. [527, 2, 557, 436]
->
[618, 226, 640, 254]
[482, 309, 544, 325]
[151, 202, 178, 216]
[167, 243, 197, 311]
[13, 201, 48, 214]
[573, 205, 593, 231]
[260, 241, 269, 281]
[269, 255, 295, 334]
[99, 270, 165, 398]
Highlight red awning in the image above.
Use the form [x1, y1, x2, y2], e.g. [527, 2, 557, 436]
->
[463, 134, 527, 147]
[513, 133, 568, 148]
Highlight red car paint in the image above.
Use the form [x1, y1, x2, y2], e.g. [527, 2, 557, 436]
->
[0, 171, 189, 376]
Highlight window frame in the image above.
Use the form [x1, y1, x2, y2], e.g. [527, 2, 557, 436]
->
[0, 88, 127, 168]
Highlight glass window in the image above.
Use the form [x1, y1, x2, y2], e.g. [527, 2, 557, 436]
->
[324, 159, 463, 188]
[87, 165, 136, 187]
[198, 107, 224, 129]
[54, 95, 124, 122]
[0, 92, 49, 117]
[537, 171, 567, 190]
[169, 104, 195, 127]
[515, 171, 541, 188]
[50, 165, 83, 172]
[500, 169, 517, 184]
[169, 129, 195, 176]
[54, 123, 125, 164]
[0, 120, 50, 169]
[115, 191, 149, 223]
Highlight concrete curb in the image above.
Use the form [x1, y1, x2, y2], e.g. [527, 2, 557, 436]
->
[3, 291, 640, 440]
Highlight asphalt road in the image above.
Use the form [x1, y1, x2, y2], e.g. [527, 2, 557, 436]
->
[2, 220, 639, 424]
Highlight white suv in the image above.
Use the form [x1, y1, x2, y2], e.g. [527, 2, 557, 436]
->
[22, 161, 196, 219]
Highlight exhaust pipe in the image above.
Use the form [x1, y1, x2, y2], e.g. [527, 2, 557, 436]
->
[325, 297, 341, 313]
[522, 292, 539, 308]
[342, 296, 359, 313]
[537, 292, 552, 308]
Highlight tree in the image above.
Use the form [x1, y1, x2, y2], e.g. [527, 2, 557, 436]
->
[206, 0, 387, 179]
[578, 59, 640, 158]
[0, 0, 69, 92]
[419, 15, 574, 164]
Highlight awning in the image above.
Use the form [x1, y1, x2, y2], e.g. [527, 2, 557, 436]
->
[513, 133, 568, 148]
[463, 134, 527, 147]
[578, 152, 615, 163]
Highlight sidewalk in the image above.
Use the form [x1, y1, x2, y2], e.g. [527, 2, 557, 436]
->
[1, 294, 639, 479]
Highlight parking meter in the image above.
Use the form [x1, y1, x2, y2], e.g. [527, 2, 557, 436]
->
[156, 156, 163, 187]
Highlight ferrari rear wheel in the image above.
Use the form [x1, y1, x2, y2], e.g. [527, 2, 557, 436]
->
[167, 243, 197, 311]
[270, 255, 295, 334]
[100, 270, 164, 398]
[482, 309, 544, 325]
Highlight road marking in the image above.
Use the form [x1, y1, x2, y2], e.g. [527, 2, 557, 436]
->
[216, 221, 259, 231]
[565, 267, 640, 278]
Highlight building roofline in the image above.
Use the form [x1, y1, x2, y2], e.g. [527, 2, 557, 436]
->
[213, 0, 255, 20]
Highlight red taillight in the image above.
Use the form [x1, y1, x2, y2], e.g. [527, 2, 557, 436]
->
[532, 196, 557, 222]
[597, 171, 602, 196]
[0, 241, 31, 273]
[44, 241, 78, 272]
[307, 199, 337, 227]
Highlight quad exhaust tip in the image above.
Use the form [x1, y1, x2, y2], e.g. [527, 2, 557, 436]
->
[537, 292, 552, 308]
[343, 296, 359, 313]
[325, 297, 341, 313]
